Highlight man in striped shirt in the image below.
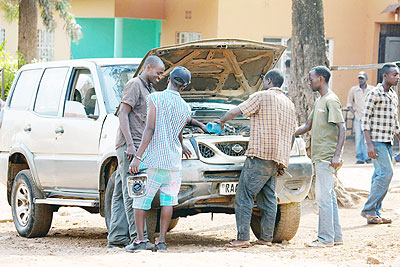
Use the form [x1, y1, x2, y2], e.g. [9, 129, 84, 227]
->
[128, 66, 193, 251]
[361, 63, 400, 225]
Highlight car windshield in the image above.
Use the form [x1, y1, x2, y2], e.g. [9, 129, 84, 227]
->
[100, 64, 139, 113]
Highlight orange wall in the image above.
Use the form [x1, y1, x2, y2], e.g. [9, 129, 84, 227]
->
[161, 0, 219, 45]
[115, 0, 165, 19]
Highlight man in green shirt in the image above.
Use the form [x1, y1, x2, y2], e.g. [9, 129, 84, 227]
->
[295, 66, 346, 248]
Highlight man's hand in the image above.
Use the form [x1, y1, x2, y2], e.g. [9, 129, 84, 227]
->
[182, 144, 192, 159]
[129, 157, 141, 174]
[330, 155, 341, 169]
[367, 143, 377, 159]
[125, 144, 136, 161]
[214, 119, 224, 129]
[200, 123, 208, 133]
[277, 167, 286, 177]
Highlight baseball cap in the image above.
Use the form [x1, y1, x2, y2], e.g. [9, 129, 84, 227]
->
[170, 66, 191, 87]
[358, 71, 367, 79]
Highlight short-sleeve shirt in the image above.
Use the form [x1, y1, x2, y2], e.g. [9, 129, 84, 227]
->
[346, 84, 373, 121]
[141, 89, 191, 171]
[238, 88, 297, 168]
[115, 77, 155, 150]
[309, 91, 344, 163]
[361, 83, 400, 144]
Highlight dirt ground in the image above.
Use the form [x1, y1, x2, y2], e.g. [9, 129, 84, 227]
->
[1, 139, 400, 267]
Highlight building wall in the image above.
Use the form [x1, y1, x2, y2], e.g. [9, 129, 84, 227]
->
[161, 0, 219, 45]
[70, 0, 115, 18]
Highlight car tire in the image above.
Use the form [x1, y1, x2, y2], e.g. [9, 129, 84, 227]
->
[155, 214, 180, 232]
[104, 170, 158, 243]
[11, 170, 53, 238]
[250, 202, 301, 243]
[104, 170, 116, 231]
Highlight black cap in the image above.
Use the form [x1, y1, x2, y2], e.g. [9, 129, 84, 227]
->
[170, 66, 191, 87]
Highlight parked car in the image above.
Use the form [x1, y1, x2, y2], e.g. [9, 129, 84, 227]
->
[0, 39, 312, 242]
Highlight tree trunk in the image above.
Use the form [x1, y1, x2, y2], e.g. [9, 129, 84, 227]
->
[18, 0, 38, 67]
[289, 0, 357, 207]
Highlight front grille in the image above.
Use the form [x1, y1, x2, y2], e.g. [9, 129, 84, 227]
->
[199, 144, 215, 158]
[216, 142, 248, 156]
[204, 171, 241, 180]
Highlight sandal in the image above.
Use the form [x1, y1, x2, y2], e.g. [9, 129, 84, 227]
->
[379, 217, 392, 224]
[254, 239, 272, 246]
[366, 215, 382, 224]
[224, 240, 251, 248]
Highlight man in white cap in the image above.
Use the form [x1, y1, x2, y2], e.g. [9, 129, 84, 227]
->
[347, 71, 374, 164]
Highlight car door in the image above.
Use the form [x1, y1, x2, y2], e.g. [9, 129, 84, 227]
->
[52, 64, 104, 191]
[25, 67, 70, 188]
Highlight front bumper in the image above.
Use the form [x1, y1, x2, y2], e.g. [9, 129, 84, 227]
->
[176, 156, 313, 214]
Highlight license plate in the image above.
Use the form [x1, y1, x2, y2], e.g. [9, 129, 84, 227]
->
[219, 182, 238, 195]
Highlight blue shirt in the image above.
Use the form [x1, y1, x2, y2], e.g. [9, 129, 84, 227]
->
[142, 89, 191, 170]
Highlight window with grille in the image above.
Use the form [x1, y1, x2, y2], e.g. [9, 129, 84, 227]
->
[37, 29, 54, 61]
[176, 32, 201, 44]
[0, 29, 5, 45]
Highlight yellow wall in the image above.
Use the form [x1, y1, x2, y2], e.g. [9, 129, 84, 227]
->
[0, 18, 18, 61]
[69, 0, 115, 18]
[161, 0, 219, 45]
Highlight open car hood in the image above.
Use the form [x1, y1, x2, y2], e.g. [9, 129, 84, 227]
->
[135, 39, 286, 102]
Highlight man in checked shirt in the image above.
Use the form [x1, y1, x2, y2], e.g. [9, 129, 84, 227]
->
[216, 69, 297, 248]
[361, 63, 400, 225]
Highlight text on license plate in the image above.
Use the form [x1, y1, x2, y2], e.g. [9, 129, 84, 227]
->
[219, 182, 238, 195]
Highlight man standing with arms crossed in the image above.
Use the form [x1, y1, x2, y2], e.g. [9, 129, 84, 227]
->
[347, 71, 373, 164]
[361, 63, 400, 224]
[295, 66, 345, 248]
[128, 66, 193, 251]
[215, 69, 296, 248]
[107, 56, 165, 248]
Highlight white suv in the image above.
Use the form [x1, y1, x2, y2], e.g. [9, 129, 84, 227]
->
[0, 39, 312, 242]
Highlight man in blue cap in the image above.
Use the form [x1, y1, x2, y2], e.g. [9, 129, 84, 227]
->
[128, 66, 193, 251]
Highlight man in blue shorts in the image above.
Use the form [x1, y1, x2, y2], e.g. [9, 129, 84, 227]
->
[128, 66, 193, 251]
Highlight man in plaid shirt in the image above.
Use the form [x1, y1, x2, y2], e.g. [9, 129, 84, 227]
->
[216, 69, 297, 248]
[360, 63, 400, 225]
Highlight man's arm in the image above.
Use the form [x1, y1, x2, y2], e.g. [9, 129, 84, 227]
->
[179, 124, 192, 159]
[295, 120, 312, 136]
[129, 100, 157, 174]
[364, 130, 377, 160]
[189, 118, 207, 133]
[347, 88, 355, 114]
[215, 107, 242, 128]
[331, 122, 346, 169]
[119, 103, 136, 161]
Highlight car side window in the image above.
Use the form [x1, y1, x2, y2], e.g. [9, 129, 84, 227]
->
[9, 69, 42, 110]
[64, 69, 98, 119]
[34, 67, 69, 116]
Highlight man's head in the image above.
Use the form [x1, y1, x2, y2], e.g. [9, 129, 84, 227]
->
[357, 71, 368, 87]
[169, 66, 191, 92]
[262, 69, 284, 90]
[381, 63, 400, 87]
[309, 66, 331, 92]
[142, 55, 165, 85]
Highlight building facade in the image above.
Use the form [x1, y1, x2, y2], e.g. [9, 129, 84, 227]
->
[1, 0, 400, 104]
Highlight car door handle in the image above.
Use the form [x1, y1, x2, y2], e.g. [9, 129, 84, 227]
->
[24, 125, 31, 132]
[55, 128, 64, 134]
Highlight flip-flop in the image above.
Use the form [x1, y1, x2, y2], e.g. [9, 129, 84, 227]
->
[254, 240, 273, 246]
[224, 241, 251, 248]
[379, 217, 392, 224]
[366, 215, 382, 224]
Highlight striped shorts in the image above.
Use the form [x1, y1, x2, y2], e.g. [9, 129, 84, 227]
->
[132, 168, 182, 210]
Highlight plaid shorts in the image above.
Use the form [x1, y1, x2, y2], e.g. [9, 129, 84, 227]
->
[132, 168, 182, 210]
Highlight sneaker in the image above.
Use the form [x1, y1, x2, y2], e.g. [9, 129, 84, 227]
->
[365, 159, 372, 164]
[305, 240, 333, 248]
[355, 160, 365, 164]
[334, 241, 344, 246]
[155, 241, 167, 251]
[125, 240, 149, 252]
